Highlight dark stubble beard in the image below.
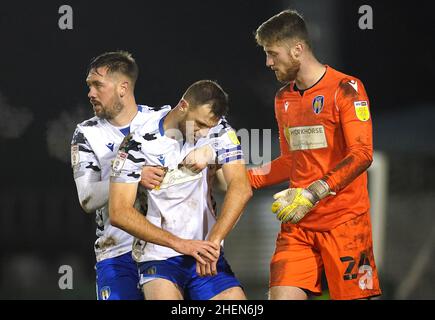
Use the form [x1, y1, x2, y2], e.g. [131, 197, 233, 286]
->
[96, 96, 124, 120]
[278, 55, 301, 83]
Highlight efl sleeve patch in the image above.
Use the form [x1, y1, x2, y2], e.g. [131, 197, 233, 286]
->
[71, 128, 101, 179]
[71, 145, 79, 166]
[112, 151, 128, 173]
[227, 130, 240, 145]
[354, 101, 370, 121]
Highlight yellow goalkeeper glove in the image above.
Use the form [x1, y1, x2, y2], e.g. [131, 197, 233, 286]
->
[271, 180, 334, 223]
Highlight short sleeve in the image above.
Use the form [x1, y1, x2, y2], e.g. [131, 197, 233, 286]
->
[206, 120, 244, 164]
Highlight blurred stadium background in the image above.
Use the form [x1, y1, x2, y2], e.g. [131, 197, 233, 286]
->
[0, 0, 434, 299]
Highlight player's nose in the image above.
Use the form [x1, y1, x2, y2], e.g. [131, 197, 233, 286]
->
[266, 56, 274, 67]
[88, 88, 96, 99]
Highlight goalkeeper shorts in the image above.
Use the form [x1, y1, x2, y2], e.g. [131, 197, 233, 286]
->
[270, 211, 382, 300]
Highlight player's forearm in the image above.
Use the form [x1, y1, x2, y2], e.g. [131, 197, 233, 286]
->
[207, 177, 252, 244]
[74, 176, 109, 213]
[322, 147, 373, 193]
[109, 205, 181, 250]
[248, 155, 291, 189]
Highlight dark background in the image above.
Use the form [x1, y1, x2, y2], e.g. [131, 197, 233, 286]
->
[0, 0, 434, 299]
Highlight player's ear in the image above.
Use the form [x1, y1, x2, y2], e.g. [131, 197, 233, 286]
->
[178, 99, 189, 112]
[292, 42, 304, 59]
[119, 81, 129, 98]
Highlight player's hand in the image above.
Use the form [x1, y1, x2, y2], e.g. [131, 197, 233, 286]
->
[196, 245, 220, 277]
[182, 145, 216, 174]
[196, 259, 218, 277]
[271, 188, 315, 223]
[271, 180, 334, 223]
[140, 166, 166, 189]
[174, 239, 220, 265]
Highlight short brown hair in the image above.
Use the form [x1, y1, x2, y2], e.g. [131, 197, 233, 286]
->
[183, 80, 228, 118]
[88, 51, 139, 86]
[255, 10, 311, 48]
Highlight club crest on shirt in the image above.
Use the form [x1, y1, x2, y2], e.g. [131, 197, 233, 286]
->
[312, 95, 324, 115]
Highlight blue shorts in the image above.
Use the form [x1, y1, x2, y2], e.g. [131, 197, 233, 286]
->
[138, 252, 242, 300]
[95, 251, 142, 300]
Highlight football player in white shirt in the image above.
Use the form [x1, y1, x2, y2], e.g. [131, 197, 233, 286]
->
[109, 80, 253, 300]
[72, 51, 168, 300]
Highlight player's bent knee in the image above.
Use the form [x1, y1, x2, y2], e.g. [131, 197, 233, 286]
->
[210, 286, 246, 300]
[269, 286, 308, 300]
[142, 278, 183, 300]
